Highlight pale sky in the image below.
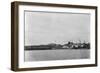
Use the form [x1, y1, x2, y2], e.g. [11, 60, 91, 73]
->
[25, 11, 90, 46]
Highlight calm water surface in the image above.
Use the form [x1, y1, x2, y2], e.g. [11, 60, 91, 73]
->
[24, 49, 90, 62]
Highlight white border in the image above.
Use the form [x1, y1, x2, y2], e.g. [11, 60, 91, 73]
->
[19, 5, 96, 68]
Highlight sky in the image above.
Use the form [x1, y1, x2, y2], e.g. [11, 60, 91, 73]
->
[25, 11, 90, 46]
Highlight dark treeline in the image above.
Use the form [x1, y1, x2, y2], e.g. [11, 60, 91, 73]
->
[25, 41, 90, 50]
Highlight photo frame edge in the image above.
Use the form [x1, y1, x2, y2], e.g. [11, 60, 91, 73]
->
[11, 2, 19, 71]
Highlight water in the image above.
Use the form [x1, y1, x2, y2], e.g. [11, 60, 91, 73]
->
[24, 49, 90, 62]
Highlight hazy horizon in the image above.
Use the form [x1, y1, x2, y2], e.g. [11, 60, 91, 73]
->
[25, 11, 90, 46]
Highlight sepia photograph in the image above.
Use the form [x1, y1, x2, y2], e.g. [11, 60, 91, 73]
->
[24, 11, 90, 62]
